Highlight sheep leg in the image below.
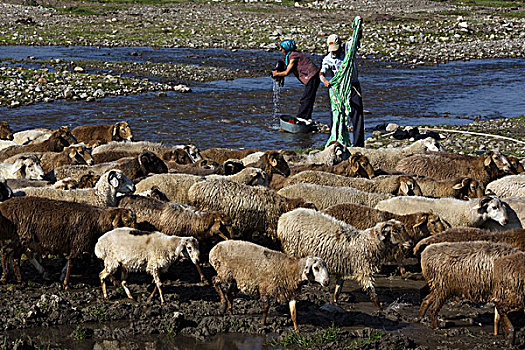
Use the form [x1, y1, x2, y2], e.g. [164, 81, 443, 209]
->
[120, 267, 134, 300]
[63, 258, 73, 290]
[148, 285, 158, 300]
[212, 276, 227, 313]
[417, 291, 435, 321]
[0, 246, 9, 284]
[494, 308, 500, 336]
[225, 288, 234, 315]
[12, 257, 23, 285]
[333, 279, 344, 303]
[260, 294, 269, 325]
[499, 309, 515, 344]
[365, 287, 381, 310]
[99, 265, 116, 299]
[194, 263, 209, 285]
[289, 299, 299, 332]
[428, 294, 447, 329]
[29, 257, 49, 279]
[152, 270, 164, 304]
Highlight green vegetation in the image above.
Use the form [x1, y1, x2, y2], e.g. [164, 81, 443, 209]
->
[71, 325, 87, 340]
[266, 324, 340, 348]
[346, 331, 385, 349]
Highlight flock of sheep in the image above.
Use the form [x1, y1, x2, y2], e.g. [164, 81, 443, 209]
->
[0, 120, 524, 340]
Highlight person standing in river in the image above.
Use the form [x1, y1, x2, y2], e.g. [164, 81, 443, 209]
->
[320, 16, 364, 147]
[272, 39, 320, 123]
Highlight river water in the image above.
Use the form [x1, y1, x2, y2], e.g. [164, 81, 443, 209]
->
[0, 46, 524, 150]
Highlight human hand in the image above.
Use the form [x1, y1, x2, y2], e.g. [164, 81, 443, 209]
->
[272, 71, 279, 77]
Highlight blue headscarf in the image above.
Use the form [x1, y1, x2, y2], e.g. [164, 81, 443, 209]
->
[280, 39, 297, 66]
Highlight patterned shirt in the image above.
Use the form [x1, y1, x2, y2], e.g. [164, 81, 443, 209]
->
[288, 51, 320, 85]
[320, 41, 359, 83]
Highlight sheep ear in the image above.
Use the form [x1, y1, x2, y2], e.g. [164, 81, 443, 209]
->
[413, 214, 428, 230]
[483, 154, 493, 166]
[378, 223, 392, 241]
[108, 170, 119, 188]
[399, 180, 410, 195]
[112, 124, 118, 137]
[301, 257, 314, 280]
[452, 179, 466, 190]
[269, 154, 278, 167]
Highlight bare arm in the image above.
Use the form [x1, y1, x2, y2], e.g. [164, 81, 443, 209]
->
[319, 72, 331, 88]
[272, 59, 296, 77]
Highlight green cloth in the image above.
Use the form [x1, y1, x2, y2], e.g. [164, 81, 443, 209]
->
[326, 16, 362, 147]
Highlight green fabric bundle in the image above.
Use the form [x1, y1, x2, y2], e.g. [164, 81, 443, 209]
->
[326, 16, 362, 147]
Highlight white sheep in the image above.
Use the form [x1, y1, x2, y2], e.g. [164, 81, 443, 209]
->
[284, 171, 422, 196]
[135, 168, 268, 204]
[486, 175, 525, 198]
[277, 208, 410, 306]
[375, 195, 508, 228]
[14, 169, 135, 207]
[12, 129, 50, 145]
[482, 197, 525, 231]
[95, 227, 200, 304]
[0, 155, 44, 180]
[0, 140, 18, 151]
[92, 141, 202, 163]
[349, 137, 444, 172]
[277, 183, 394, 210]
[209, 240, 329, 331]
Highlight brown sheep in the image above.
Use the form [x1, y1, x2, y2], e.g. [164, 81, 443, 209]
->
[413, 227, 525, 256]
[245, 150, 290, 182]
[270, 153, 374, 190]
[323, 203, 450, 243]
[168, 159, 244, 176]
[418, 241, 520, 334]
[415, 176, 485, 199]
[395, 151, 513, 186]
[40, 144, 94, 173]
[72, 121, 133, 147]
[0, 196, 137, 287]
[54, 151, 168, 183]
[492, 252, 525, 341]
[506, 155, 525, 174]
[0, 126, 77, 162]
[0, 121, 14, 141]
[200, 147, 261, 164]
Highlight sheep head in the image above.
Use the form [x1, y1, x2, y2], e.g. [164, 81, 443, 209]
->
[452, 177, 485, 199]
[78, 172, 100, 188]
[0, 121, 14, 141]
[326, 141, 350, 166]
[14, 155, 44, 180]
[67, 145, 94, 166]
[112, 121, 133, 141]
[0, 178, 13, 202]
[183, 145, 203, 163]
[349, 153, 375, 179]
[375, 219, 412, 250]
[483, 151, 513, 177]
[177, 237, 200, 265]
[49, 126, 77, 152]
[507, 155, 525, 174]
[52, 177, 79, 190]
[105, 169, 135, 194]
[245, 168, 269, 186]
[162, 149, 193, 164]
[209, 213, 232, 241]
[109, 208, 137, 229]
[301, 257, 329, 287]
[266, 151, 290, 178]
[421, 137, 444, 152]
[411, 212, 449, 239]
[222, 159, 244, 176]
[138, 151, 168, 175]
[397, 176, 423, 196]
[473, 196, 508, 226]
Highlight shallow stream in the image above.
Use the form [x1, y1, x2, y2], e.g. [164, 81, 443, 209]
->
[0, 46, 523, 150]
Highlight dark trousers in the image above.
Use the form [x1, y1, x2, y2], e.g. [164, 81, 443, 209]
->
[296, 74, 320, 121]
[327, 81, 364, 147]
[350, 82, 364, 147]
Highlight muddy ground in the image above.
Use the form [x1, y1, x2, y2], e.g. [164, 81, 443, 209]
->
[1, 245, 525, 349]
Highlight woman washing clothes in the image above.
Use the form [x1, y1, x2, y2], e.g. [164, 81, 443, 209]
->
[272, 39, 320, 123]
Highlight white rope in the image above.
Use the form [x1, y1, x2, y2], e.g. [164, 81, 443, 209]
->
[419, 127, 525, 145]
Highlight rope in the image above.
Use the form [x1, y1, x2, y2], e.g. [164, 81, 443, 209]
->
[419, 127, 525, 145]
